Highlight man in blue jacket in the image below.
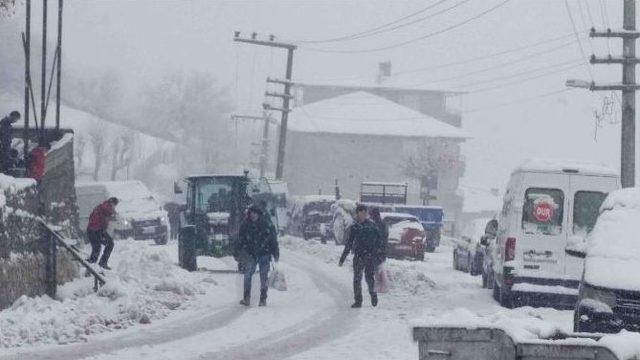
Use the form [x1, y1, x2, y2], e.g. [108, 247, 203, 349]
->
[236, 204, 279, 307]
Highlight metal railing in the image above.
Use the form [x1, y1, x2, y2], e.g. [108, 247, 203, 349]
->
[38, 219, 106, 292]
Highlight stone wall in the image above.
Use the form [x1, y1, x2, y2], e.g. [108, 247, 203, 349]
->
[0, 130, 80, 309]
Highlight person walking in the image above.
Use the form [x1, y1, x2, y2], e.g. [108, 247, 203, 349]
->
[86, 197, 119, 270]
[0, 111, 20, 173]
[236, 204, 279, 307]
[339, 204, 385, 308]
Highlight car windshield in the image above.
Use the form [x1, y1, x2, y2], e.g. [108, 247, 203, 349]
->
[195, 178, 236, 213]
[303, 202, 331, 215]
[573, 191, 607, 235]
[383, 216, 417, 227]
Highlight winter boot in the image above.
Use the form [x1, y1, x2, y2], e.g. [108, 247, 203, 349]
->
[371, 293, 378, 307]
[239, 297, 250, 306]
[99, 263, 112, 271]
[351, 301, 362, 308]
[259, 289, 267, 307]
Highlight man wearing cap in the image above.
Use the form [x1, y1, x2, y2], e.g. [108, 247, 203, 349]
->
[236, 204, 279, 307]
[86, 197, 119, 270]
[339, 204, 385, 308]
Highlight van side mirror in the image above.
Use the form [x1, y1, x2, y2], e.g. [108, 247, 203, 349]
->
[485, 219, 498, 237]
[174, 181, 183, 194]
[480, 235, 489, 247]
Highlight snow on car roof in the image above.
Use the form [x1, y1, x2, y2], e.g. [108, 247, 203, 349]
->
[584, 188, 640, 290]
[288, 91, 469, 139]
[515, 158, 618, 177]
[380, 212, 418, 220]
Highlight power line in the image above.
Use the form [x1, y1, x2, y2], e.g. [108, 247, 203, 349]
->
[410, 40, 580, 86]
[297, 0, 451, 44]
[447, 58, 583, 90]
[598, 0, 612, 54]
[575, 0, 595, 53]
[463, 88, 576, 113]
[304, 0, 512, 54]
[565, 0, 595, 80]
[320, 0, 474, 43]
[465, 61, 584, 93]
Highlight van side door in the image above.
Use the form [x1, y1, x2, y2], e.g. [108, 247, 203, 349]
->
[565, 174, 617, 280]
[518, 174, 569, 280]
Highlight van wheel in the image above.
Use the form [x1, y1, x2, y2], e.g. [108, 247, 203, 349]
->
[492, 282, 500, 301]
[497, 286, 515, 309]
[416, 251, 424, 261]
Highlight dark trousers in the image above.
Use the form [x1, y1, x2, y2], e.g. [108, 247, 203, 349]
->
[243, 255, 271, 300]
[87, 229, 114, 265]
[353, 256, 376, 303]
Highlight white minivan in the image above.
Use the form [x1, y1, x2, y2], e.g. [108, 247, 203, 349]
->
[492, 159, 619, 308]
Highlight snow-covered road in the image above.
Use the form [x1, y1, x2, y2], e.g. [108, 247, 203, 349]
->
[1, 237, 576, 360]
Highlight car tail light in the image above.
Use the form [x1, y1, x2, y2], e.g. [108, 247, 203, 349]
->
[505, 237, 516, 261]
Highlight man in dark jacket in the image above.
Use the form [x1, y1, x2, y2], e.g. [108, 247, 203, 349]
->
[86, 197, 119, 270]
[236, 204, 279, 307]
[0, 111, 20, 173]
[339, 204, 384, 308]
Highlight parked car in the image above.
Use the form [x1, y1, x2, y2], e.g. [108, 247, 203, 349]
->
[287, 195, 335, 240]
[76, 180, 169, 245]
[382, 212, 425, 261]
[492, 159, 619, 308]
[453, 218, 492, 275]
[569, 188, 640, 333]
[394, 205, 444, 252]
[330, 199, 357, 245]
[481, 219, 499, 289]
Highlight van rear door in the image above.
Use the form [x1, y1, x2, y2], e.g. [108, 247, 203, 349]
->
[565, 174, 618, 280]
[519, 174, 568, 280]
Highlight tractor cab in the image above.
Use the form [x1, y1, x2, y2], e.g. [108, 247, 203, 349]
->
[175, 172, 279, 265]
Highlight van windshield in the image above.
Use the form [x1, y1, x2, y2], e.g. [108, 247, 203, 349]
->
[521, 188, 564, 236]
[573, 191, 607, 235]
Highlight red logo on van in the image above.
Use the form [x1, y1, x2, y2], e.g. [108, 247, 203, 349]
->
[533, 202, 554, 222]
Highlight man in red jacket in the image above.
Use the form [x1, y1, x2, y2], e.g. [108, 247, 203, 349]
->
[86, 197, 119, 270]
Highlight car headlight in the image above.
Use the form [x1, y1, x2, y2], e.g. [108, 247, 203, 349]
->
[581, 284, 616, 308]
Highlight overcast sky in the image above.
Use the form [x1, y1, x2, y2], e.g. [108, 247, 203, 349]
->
[12, 0, 634, 192]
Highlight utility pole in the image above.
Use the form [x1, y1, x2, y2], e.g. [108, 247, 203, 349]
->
[230, 112, 278, 178]
[567, 0, 639, 187]
[55, 0, 63, 132]
[23, 0, 31, 155]
[41, 0, 47, 132]
[233, 32, 296, 180]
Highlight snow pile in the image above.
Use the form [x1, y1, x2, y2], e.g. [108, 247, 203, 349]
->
[0, 174, 35, 195]
[0, 240, 204, 348]
[599, 331, 640, 360]
[416, 307, 565, 341]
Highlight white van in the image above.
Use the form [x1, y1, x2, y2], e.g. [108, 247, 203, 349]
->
[492, 159, 619, 308]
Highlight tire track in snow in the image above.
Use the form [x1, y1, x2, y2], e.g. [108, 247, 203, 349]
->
[0, 297, 245, 360]
[198, 250, 358, 360]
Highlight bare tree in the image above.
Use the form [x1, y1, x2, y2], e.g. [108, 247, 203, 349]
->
[109, 131, 136, 180]
[89, 125, 106, 181]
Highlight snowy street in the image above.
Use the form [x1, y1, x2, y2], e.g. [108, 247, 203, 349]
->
[0, 237, 573, 360]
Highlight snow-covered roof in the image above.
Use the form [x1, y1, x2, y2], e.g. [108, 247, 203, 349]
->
[288, 91, 468, 139]
[515, 159, 618, 177]
[295, 80, 465, 95]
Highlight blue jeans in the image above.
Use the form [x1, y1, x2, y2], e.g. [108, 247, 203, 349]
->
[243, 255, 271, 300]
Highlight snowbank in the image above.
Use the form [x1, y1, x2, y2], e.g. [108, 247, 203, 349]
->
[0, 241, 206, 348]
[414, 308, 640, 359]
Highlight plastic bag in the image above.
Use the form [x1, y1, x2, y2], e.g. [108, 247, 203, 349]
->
[374, 263, 391, 293]
[269, 264, 288, 291]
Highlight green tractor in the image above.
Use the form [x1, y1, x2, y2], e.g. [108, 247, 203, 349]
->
[175, 172, 279, 271]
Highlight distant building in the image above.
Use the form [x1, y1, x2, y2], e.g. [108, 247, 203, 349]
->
[287, 64, 467, 233]
[284, 91, 468, 233]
